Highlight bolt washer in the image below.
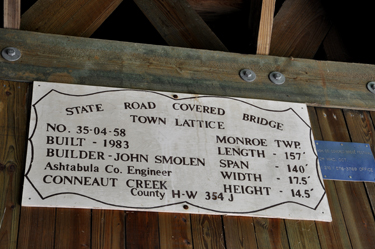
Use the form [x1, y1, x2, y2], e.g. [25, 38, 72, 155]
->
[367, 82, 375, 94]
[269, 71, 285, 85]
[2, 47, 21, 61]
[239, 69, 256, 82]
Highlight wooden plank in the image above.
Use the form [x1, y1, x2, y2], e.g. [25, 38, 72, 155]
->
[308, 108, 352, 249]
[278, 106, 321, 249]
[256, 0, 276, 55]
[91, 209, 125, 249]
[54, 208, 91, 249]
[285, 220, 321, 249]
[343, 110, 375, 216]
[17, 207, 56, 249]
[317, 107, 375, 249]
[253, 218, 289, 248]
[132, 0, 228, 51]
[270, 0, 331, 58]
[222, 216, 257, 249]
[159, 212, 193, 249]
[0, 80, 29, 249]
[126, 211, 160, 249]
[20, 0, 122, 37]
[1, 29, 375, 110]
[3, 0, 20, 29]
[191, 214, 225, 249]
[187, 0, 243, 22]
[315, 180, 352, 249]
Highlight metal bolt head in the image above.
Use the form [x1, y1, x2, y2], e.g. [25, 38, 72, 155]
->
[274, 73, 282, 80]
[239, 69, 256, 82]
[7, 48, 16, 56]
[367, 82, 375, 94]
[2, 47, 21, 61]
[269, 71, 285, 85]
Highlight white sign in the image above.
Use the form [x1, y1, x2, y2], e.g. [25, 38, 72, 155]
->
[22, 81, 331, 221]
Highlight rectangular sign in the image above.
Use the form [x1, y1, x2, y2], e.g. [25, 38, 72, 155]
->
[22, 81, 331, 221]
[316, 141, 375, 182]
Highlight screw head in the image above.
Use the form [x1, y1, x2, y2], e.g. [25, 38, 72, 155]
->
[2, 47, 21, 61]
[269, 71, 285, 85]
[367, 82, 375, 94]
[239, 69, 256, 82]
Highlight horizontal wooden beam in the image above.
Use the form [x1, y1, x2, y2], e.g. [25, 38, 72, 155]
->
[0, 28, 375, 110]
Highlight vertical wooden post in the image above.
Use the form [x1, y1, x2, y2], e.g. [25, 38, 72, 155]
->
[3, 0, 20, 29]
[256, 0, 275, 55]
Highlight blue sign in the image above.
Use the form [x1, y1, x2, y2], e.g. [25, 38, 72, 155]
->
[315, 141, 375, 182]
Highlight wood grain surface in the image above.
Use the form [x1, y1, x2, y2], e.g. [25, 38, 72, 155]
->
[191, 214, 225, 249]
[126, 211, 160, 249]
[133, 0, 228, 51]
[21, 0, 123, 37]
[91, 209, 125, 249]
[253, 218, 289, 249]
[270, 0, 331, 58]
[222, 216, 257, 249]
[1, 29, 375, 110]
[0, 81, 29, 249]
[3, 0, 20, 29]
[317, 107, 375, 249]
[343, 110, 375, 248]
[17, 207, 56, 249]
[54, 208, 91, 249]
[159, 213, 193, 249]
[256, 0, 276, 55]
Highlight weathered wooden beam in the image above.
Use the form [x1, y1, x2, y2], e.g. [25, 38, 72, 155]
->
[0, 28, 375, 110]
[187, 0, 243, 22]
[3, 0, 20, 29]
[270, 0, 331, 58]
[256, 0, 275, 55]
[20, 0, 122, 37]
[133, 0, 228, 51]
